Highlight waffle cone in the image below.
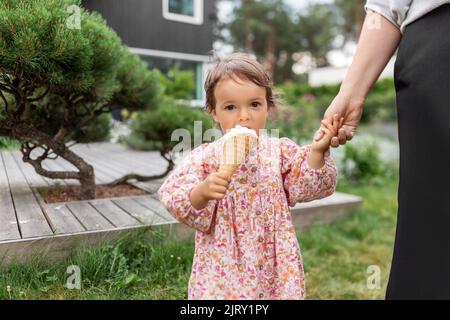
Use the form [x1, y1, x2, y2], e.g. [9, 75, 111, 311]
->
[219, 134, 258, 177]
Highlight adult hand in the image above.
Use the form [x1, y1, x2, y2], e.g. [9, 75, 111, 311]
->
[314, 93, 365, 149]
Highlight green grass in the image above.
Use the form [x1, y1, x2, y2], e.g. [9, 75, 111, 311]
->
[302, 176, 398, 299]
[0, 229, 194, 299]
[0, 176, 398, 300]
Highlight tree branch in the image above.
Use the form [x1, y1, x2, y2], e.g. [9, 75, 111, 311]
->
[28, 87, 50, 102]
[0, 90, 8, 113]
[20, 142, 80, 180]
[106, 151, 175, 187]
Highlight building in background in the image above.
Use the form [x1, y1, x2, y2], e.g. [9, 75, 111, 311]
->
[82, 0, 217, 104]
[307, 57, 395, 86]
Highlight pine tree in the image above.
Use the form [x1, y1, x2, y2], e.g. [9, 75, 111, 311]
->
[0, 0, 160, 199]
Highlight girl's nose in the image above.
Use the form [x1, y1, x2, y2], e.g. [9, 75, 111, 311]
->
[239, 107, 250, 121]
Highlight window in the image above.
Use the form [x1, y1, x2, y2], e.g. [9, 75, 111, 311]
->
[139, 55, 203, 100]
[162, 0, 203, 25]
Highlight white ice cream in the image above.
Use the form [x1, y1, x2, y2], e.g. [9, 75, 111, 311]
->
[222, 125, 257, 141]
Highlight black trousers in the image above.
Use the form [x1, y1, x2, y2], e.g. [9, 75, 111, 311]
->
[386, 4, 450, 299]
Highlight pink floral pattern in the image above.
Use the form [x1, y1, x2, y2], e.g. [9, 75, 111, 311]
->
[158, 133, 337, 299]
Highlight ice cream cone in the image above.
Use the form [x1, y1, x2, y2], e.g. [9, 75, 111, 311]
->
[219, 126, 258, 178]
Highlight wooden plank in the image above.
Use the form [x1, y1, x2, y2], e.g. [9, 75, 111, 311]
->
[44, 204, 86, 234]
[74, 150, 128, 183]
[131, 196, 177, 222]
[66, 150, 118, 184]
[102, 147, 168, 173]
[66, 202, 115, 231]
[72, 144, 167, 181]
[84, 143, 165, 172]
[75, 146, 147, 176]
[90, 200, 142, 228]
[2, 152, 53, 238]
[52, 156, 80, 186]
[40, 158, 69, 186]
[112, 198, 168, 225]
[131, 180, 164, 194]
[0, 152, 21, 241]
[27, 148, 69, 186]
[0, 226, 168, 267]
[10, 151, 49, 188]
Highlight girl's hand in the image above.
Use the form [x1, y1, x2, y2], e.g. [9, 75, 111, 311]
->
[189, 171, 231, 209]
[312, 113, 342, 153]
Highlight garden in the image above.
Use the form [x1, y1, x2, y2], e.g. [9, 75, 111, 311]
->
[0, 0, 400, 299]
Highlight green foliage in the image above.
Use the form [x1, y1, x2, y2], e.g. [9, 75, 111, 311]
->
[222, 0, 341, 81]
[113, 49, 163, 111]
[303, 177, 398, 299]
[294, 3, 340, 67]
[0, 229, 194, 299]
[224, 0, 298, 81]
[341, 140, 384, 184]
[69, 113, 113, 143]
[0, 0, 160, 139]
[333, 0, 366, 44]
[0, 136, 20, 150]
[159, 67, 195, 100]
[276, 78, 397, 124]
[362, 90, 397, 123]
[267, 99, 319, 143]
[125, 99, 214, 152]
[0, 176, 399, 300]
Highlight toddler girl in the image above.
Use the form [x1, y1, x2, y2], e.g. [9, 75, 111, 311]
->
[158, 53, 340, 300]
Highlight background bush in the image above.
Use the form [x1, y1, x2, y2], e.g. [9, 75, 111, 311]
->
[124, 98, 213, 152]
[0, 136, 20, 150]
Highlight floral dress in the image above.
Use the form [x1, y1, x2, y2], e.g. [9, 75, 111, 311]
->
[157, 132, 337, 299]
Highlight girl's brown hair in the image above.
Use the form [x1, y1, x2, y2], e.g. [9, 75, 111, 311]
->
[204, 52, 279, 114]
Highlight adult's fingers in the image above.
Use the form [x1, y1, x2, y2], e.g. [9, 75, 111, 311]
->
[330, 136, 340, 148]
[338, 128, 347, 144]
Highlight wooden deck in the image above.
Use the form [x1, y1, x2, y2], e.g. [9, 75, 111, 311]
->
[0, 143, 362, 266]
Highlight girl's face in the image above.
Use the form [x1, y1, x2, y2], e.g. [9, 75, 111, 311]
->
[211, 75, 269, 135]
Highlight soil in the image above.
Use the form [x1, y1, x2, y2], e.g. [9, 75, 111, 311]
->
[38, 183, 149, 204]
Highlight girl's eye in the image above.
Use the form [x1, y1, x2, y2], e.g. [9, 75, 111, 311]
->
[225, 105, 236, 110]
[251, 102, 261, 108]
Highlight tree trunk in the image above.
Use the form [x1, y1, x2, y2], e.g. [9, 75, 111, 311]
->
[13, 124, 96, 200]
[78, 161, 96, 200]
[263, 29, 276, 78]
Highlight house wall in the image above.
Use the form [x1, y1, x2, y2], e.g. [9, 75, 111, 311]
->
[81, 0, 216, 56]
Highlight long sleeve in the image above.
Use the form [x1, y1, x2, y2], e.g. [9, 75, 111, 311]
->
[280, 138, 337, 207]
[157, 143, 218, 233]
[364, 0, 413, 29]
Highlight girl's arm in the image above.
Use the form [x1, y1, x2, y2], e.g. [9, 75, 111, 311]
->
[280, 138, 337, 207]
[308, 114, 341, 169]
[157, 144, 218, 233]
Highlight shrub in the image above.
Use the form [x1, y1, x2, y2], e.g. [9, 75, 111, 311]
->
[125, 98, 214, 152]
[0, 0, 160, 199]
[158, 67, 195, 100]
[69, 113, 114, 143]
[0, 136, 20, 150]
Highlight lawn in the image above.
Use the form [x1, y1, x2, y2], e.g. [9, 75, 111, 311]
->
[0, 173, 398, 300]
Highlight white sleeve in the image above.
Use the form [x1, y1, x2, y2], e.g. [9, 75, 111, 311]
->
[364, 0, 413, 29]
